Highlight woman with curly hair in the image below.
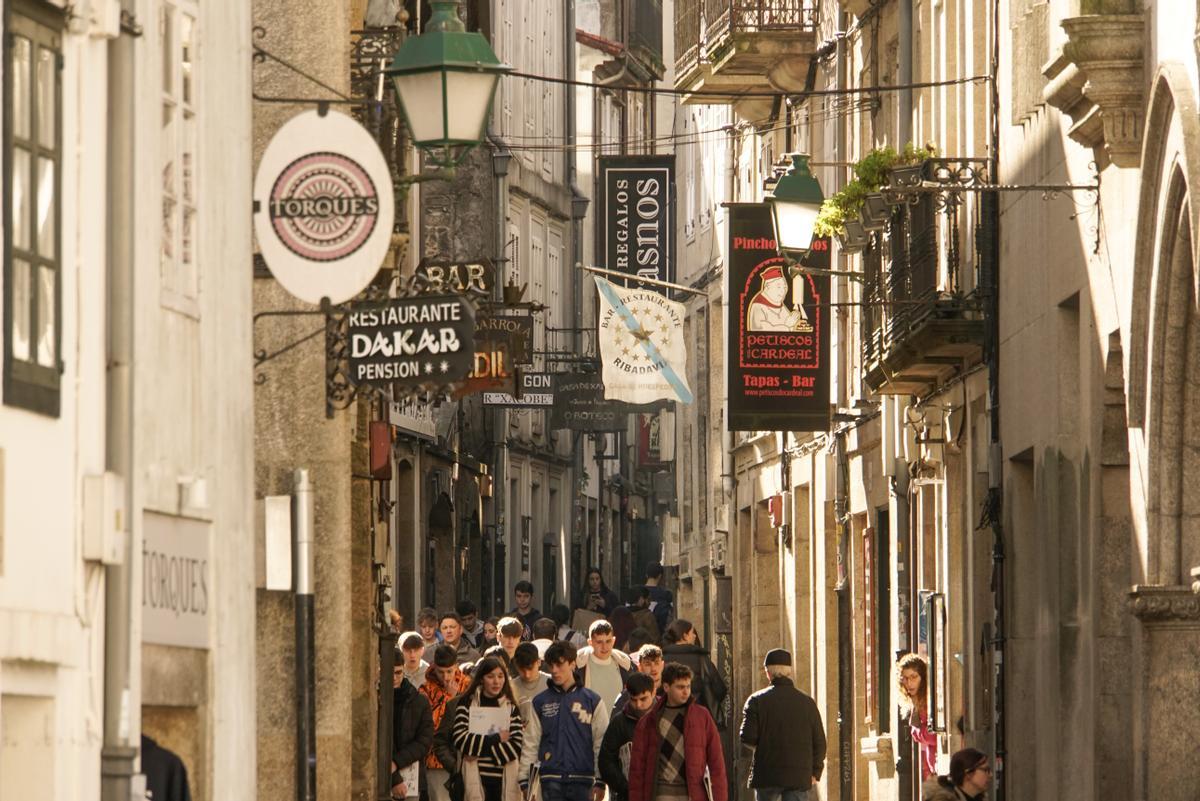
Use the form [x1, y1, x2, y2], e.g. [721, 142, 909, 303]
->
[897, 653, 937, 780]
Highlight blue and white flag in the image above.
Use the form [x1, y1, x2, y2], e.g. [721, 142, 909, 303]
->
[594, 277, 693, 404]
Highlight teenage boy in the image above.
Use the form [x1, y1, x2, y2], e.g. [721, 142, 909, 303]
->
[510, 580, 542, 640]
[642, 564, 674, 633]
[423, 611, 481, 666]
[417, 607, 441, 649]
[457, 599, 486, 649]
[420, 645, 469, 801]
[520, 641, 610, 801]
[398, 631, 429, 689]
[628, 663, 727, 801]
[483, 616, 525, 676]
[576, 620, 633, 711]
[598, 673, 657, 801]
[512, 642, 550, 711]
[614, 645, 664, 713]
[531, 617, 558, 659]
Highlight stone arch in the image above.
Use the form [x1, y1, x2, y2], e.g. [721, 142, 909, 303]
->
[1129, 65, 1200, 586]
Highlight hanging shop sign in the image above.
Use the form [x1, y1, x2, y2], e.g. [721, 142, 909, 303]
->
[389, 395, 439, 441]
[483, 372, 555, 407]
[142, 512, 211, 650]
[595, 277, 692, 404]
[253, 109, 395, 304]
[476, 311, 534, 365]
[550, 370, 630, 432]
[347, 295, 475, 389]
[726, 203, 830, 432]
[599, 155, 675, 288]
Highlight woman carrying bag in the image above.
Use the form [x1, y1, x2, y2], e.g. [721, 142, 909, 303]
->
[452, 656, 526, 801]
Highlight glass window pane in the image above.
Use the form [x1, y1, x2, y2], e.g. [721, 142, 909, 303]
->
[12, 36, 31, 140]
[37, 266, 56, 368]
[37, 156, 56, 258]
[12, 149, 32, 251]
[36, 46, 55, 148]
[181, 15, 194, 105]
[11, 260, 32, 363]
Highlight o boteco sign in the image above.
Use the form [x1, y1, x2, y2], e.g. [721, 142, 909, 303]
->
[253, 110, 395, 304]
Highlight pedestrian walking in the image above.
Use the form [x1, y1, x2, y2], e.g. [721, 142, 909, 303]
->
[425, 611, 482, 666]
[530, 617, 558, 658]
[391, 653, 435, 799]
[511, 642, 550, 712]
[418, 607, 442, 649]
[421, 644, 470, 801]
[627, 662, 727, 801]
[738, 649, 826, 801]
[627, 588, 661, 643]
[897, 653, 937, 782]
[614, 645, 664, 713]
[519, 641, 610, 801]
[641, 564, 674, 633]
[577, 568, 621, 618]
[922, 748, 991, 801]
[482, 618, 500, 650]
[626, 629, 655, 658]
[609, 606, 636, 652]
[551, 604, 587, 649]
[452, 655, 526, 801]
[493, 616, 524, 674]
[398, 631, 430, 689]
[598, 672, 657, 801]
[660, 621, 725, 720]
[510, 581, 542, 640]
[459, 600, 487, 650]
[576, 619, 633, 711]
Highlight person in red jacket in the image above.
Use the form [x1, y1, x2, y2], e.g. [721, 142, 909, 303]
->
[627, 662, 727, 801]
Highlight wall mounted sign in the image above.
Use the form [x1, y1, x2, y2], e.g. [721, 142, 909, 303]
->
[476, 312, 534, 365]
[254, 110, 395, 304]
[142, 512, 211, 650]
[550, 370, 630, 432]
[599, 155, 675, 288]
[347, 295, 475, 388]
[726, 203, 830, 432]
[414, 259, 495, 298]
[483, 372, 554, 407]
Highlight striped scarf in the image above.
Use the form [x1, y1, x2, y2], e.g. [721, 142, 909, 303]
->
[656, 703, 688, 787]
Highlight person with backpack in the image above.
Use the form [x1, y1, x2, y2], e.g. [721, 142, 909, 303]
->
[660, 621, 726, 722]
[642, 564, 673, 633]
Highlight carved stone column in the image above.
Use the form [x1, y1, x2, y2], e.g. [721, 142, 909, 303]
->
[1129, 585, 1200, 801]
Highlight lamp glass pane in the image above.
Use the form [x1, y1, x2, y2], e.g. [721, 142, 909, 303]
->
[392, 70, 447, 144]
[443, 71, 498, 142]
[773, 200, 819, 252]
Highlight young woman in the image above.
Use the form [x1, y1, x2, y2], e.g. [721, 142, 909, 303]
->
[897, 653, 937, 781]
[452, 656, 525, 801]
[578, 568, 621, 616]
[481, 618, 499, 650]
[661, 620, 727, 720]
[923, 748, 991, 801]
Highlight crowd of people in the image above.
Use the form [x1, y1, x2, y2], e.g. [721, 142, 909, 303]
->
[387, 565, 989, 801]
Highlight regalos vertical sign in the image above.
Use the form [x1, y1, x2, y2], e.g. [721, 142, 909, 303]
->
[726, 203, 830, 432]
[599, 155, 675, 288]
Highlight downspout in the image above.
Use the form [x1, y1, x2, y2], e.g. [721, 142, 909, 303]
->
[833, 13, 855, 801]
[899, 0, 913, 144]
[294, 470, 317, 801]
[102, 7, 140, 801]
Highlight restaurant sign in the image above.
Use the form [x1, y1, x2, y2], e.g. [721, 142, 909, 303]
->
[550, 370, 630, 432]
[726, 203, 830, 432]
[347, 295, 475, 389]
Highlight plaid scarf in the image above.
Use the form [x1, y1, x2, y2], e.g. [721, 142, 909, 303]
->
[657, 703, 688, 787]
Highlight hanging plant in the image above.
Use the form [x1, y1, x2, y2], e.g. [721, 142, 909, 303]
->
[813, 142, 938, 237]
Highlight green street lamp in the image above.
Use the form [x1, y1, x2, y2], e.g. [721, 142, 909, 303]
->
[385, 0, 512, 169]
[769, 153, 825, 256]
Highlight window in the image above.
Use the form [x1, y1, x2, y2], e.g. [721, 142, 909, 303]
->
[4, 1, 63, 415]
[160, 0, 199, 310]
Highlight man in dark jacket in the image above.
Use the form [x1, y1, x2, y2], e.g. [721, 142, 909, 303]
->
[599, 673, 657, 801]
[392, 661, 435, 798]
[628, 663, 727, 801]
[739, 649, 826, 801]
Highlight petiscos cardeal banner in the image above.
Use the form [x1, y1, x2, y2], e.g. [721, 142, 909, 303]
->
[347, 295, 475, 389]
[595, 276, 692, 404]
[599, 155, 675, 289]
[726, 203, 830, 432]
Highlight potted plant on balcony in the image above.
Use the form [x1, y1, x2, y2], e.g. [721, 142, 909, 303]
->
[811, 143, 938, 246]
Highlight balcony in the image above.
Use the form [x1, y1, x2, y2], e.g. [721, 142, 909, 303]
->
[860, 174, 987, 396]
[674, 0, 819, 108]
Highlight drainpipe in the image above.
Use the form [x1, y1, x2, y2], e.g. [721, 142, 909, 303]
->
[489, 126, 509, 605]
[294, 469, 317, 801]
[899, 0, 913, 145]
[102, 7, 140, 801]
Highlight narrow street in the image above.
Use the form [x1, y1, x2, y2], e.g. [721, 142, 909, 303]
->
[0, 1, 1195, 800]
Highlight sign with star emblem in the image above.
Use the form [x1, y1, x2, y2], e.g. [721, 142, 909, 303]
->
[595, 276, 693, 404]
[346, 295, 475, 389]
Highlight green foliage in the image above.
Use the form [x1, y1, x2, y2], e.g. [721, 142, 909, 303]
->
[812, 142, 938, 237]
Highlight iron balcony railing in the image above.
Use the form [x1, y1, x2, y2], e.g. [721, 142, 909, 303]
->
[351, 26, 409, 234]
[674, 0, 819, 77]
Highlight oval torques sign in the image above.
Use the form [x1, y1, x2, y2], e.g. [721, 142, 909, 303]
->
[253, 110, 395, 304]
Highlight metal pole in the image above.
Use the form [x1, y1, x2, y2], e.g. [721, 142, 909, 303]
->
[899, 0, 913, 145]
[102, 6, 140, 800]
[294, 469, 317, 801]
[834, 432, 854, 801]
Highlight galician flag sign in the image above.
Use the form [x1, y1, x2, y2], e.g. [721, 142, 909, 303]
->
[594, 276, 693, 404]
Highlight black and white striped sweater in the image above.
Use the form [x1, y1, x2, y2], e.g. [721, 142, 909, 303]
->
[452, 692, 524, 781]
